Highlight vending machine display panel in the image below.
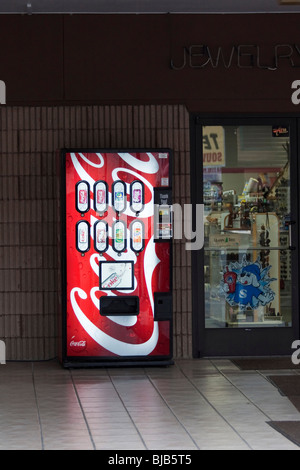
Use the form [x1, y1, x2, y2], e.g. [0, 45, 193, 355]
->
[100, 260, 134, 290]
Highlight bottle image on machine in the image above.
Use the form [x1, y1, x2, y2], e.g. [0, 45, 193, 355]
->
[112, 220, 127, 254]
[102, 271, 123, 289]
[133, 188, 141, 203]
[76, 220, 90, 253]
[94, 220, 108, 253]
[130, 180, 144, 215]
[116, 227, 123, 243]
[112, 180, 126, 214]
[75, 181, 90, 214]
[94, 180, 108, 214]
[130, 220, 144, 253]
[79, 189, 87, 204]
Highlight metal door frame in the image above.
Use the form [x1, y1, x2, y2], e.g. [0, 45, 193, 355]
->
[190, 114, 300, 357]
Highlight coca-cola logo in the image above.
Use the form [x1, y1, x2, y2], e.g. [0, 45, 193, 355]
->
[69, 336, 87, 352]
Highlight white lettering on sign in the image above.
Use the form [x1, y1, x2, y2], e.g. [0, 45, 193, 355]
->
[171, 44, 300, 70]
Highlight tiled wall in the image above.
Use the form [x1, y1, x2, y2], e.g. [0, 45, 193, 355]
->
[0, 105, 192, 360]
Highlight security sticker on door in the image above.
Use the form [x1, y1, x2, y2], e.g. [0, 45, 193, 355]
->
[220, 256, 276, 310]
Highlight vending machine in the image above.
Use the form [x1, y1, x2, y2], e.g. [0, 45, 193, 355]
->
[59, 149, 173, 367]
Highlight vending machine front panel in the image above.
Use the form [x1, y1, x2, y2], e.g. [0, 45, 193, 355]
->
[61, 149, 173, 366]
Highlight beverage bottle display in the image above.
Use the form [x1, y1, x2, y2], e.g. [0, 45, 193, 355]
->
[112, 220, 126, 253]
[79, 189, 87, 204]
[94, 220, 108, 253]
[76, 220, 90, 253]
[116, 227, 124, 244]
[97, 189, 105, 204]
[94, 180, 108, 213]
[102, 272, 122, 289]
[134, 226, 142, 243]
[80, 226, 87, 243]
[115, 191, 124, 212]
[112, 180, 126, 213]
[130, 220, 144, 252]
[76, 181, 90, 213]
[130, 180, 144, 214]
[97, 228, 105, 243]
[133, 188, 141, 203]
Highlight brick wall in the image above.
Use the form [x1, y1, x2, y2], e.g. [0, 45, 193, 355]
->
[0, 105, 192, 360]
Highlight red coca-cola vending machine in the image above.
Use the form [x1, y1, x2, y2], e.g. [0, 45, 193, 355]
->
[59, 149, 173, 367]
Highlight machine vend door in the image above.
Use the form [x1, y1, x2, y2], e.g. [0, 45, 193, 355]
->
[193, 119, 299, 356]
[61, 149, 173, 367]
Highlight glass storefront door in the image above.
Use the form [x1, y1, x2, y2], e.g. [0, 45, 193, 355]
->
[192, 118, 299, 356]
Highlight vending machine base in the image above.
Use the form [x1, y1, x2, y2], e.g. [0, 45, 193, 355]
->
[62, 359, 174, 369]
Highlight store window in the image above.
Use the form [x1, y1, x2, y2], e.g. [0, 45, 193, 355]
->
[203, 125, 291, 328]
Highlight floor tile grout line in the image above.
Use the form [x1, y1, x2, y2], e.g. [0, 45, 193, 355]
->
[176, 361, 253, 450]
[210, 361, 300, 445]
[31, 363, 45, 450]
[69, 369, 97, 450]
[145, 366, 201, 450]
[210, 360, 276, 422]
[107, 368, 148, 450]
[2, 359, 299, 451]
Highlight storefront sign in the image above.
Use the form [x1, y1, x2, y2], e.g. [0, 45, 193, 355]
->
[203, 126, 225, 167]
[171, 44, 300, 70]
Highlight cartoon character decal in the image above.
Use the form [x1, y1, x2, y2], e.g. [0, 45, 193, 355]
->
[221, 256, 276, 310]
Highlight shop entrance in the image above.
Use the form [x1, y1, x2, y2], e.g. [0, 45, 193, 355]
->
[191, 117, 299, 356]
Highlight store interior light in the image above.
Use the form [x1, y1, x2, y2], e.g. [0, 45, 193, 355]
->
[226, 230, 252, 235]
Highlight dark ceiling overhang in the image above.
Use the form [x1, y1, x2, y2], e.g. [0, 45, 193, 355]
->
[2, 0, 300, 14]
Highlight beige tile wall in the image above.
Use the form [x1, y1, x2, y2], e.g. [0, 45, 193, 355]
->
[0, 105, 192, 360]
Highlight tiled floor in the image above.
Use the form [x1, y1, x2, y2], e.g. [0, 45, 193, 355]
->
[0, 358, 300, 450]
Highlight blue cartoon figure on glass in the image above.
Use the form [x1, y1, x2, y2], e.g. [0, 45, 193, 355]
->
[221, 256, 276, 310]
